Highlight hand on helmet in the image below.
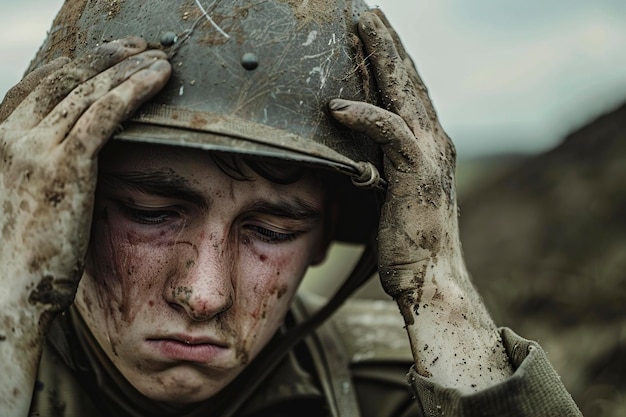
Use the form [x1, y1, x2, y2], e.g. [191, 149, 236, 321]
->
[0, 37, 171, 326]
[330, 11, 513, 391]
[329, 11, 457, 304]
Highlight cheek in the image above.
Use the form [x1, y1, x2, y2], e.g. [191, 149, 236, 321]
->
[240, 260, 293, 321]
[233, 243, 310, 347]
[82, 209, 190, 323]
[242, 242, 307, 300]
[244, 233, 323, 307]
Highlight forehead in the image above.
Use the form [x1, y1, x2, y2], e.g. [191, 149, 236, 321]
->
[98, 142, 327, 197]
[100, 142, 207, 170]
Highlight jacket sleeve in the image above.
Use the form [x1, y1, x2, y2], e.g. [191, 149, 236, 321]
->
[407, 328, 583, 417]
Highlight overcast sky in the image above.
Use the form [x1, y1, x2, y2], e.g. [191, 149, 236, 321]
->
[2, 0, 625, 158]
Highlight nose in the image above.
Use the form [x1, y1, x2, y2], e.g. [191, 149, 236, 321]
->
[164, 237, 235, 321]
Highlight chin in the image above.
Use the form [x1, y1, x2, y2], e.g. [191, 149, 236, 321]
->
[131, 366, 239, 405]
[139, 382, 222, 405]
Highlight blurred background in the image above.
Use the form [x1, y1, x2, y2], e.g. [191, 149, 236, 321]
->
[2, 1, 625, 416]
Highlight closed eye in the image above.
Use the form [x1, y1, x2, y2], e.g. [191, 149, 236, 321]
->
[245, 224, 298, 243]
[120, 204, 180, 225]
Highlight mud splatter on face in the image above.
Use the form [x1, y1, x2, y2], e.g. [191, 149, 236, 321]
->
[275, 283, 288, 299]
[72, 143, 327, 404]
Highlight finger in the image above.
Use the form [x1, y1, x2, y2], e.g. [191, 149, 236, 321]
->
[63, 58, 171, 159]
[11, 37, 148, 129]
[0, 57, 70, 123]
[369, 9, 439, 127]
[329, 98, 423, 172]
[39, 50, 168, 144]
[358, 12, 431, 134]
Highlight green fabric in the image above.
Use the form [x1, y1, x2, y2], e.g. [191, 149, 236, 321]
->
[30, 308, 581, 417]
[409, 327, 583, 417]
[30, 309, 328, 417]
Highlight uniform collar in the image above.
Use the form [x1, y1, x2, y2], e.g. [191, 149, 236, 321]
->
[46, 307, 325, 417]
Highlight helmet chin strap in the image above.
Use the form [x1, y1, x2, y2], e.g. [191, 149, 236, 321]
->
[204, 238, 379, 417]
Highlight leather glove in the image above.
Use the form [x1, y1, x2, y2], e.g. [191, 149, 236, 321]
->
[330, 11, 513, 391]
[0, 37, 170, 414]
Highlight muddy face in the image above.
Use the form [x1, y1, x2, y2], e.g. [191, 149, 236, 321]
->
[75, 143, 327, 405]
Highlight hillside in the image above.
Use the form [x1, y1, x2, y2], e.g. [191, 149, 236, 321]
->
[459, 102, 626, 416]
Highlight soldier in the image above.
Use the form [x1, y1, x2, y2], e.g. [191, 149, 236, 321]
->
[0, 1, 581, 416]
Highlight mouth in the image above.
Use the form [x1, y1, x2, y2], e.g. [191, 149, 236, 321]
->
[146, 334, 229, 363]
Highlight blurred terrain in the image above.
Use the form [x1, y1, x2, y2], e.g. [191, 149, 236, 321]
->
[458, 100, 626, 416]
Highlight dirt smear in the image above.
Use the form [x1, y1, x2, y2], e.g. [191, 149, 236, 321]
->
[27, 0, 89, 72]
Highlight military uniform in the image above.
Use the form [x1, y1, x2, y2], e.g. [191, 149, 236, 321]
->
[30, 293, 581, 417]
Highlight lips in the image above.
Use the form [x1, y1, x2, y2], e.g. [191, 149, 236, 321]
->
[147, 334, 229, 363]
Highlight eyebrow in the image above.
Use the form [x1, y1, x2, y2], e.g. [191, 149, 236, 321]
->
[100, 171, 323, 222]
[245, 198, 323, 223]
[100, 171, 208, 209]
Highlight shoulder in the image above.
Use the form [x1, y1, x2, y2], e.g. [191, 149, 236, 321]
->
[331, 296, 414, 364]
[331, 296, 421, 417]
[31, 331, 99, 416]
[295, 292, 421, 417]
[296, 291, 413, 365]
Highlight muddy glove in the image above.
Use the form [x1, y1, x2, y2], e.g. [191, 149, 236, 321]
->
[0, 37, 170, 415]
[330, 11, 513, 392]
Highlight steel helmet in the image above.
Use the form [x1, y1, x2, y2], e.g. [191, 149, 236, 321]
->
[29, 0, 385, 243]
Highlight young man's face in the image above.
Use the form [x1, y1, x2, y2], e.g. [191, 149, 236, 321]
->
[75, 143, 329, 404]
